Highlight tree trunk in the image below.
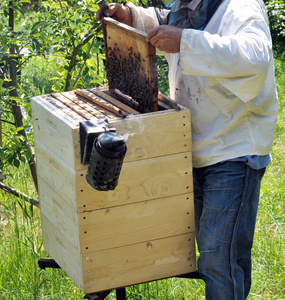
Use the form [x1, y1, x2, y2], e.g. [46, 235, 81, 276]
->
[8, 2, 38, 192]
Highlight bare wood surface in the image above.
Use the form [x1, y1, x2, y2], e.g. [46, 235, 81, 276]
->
[33, 95, 191, 171]
[81, 233, 196, 293]
[102, 17, 148, 40]
[111, 109, 192, 162]
[79, 193, 194, 253]
[76, 152, 193, 212]
[63, 91, 117, 120]
[32, 97, 82, 170]
[51, 93, 94, 120]
[41, 214, 84, 291]
[158, 92, 181, 111]
[90, 88, 139, 115]
[35, 134, 192, 211]
[75, 89, 127, 118]
[34, 139, 77, 203]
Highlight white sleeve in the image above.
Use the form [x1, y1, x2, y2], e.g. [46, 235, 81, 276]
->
[179, 1, 273, 102]
[127, 3, 161, 33]
[126, 3, 170, 57]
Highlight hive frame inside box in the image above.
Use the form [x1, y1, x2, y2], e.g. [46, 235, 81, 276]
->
[32, 88, 196, 294]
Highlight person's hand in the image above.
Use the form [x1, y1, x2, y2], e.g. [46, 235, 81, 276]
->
[96, 3, 132, 26]
[146, 25, 183, 53]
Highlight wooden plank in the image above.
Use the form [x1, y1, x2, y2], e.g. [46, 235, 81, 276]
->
[158, 92, 181, 111]
[35, 128, 192, 212]
[64, 91, 117, 120]
[32, 95, 82, 127]
[39, 177, 79, 246]
[79, 193, 194, 253]
[89, 88, 139, 115]
[76, 152, 193, 212]
[110, 109, 192, 162]
[81, 233, 196, 293]
[75, 89, 127, 118]
[51, 93, 94, 120]
[35, 139, 77, 202]
[32, 96, 82, 170]
[41, 214, 84, 291]
[103, 17, 148, 40]
[43, 94, 86, 122]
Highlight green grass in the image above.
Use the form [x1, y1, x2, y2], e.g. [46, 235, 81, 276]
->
[0, 57, 284, 299]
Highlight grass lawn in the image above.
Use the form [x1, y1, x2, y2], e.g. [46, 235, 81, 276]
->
[0, 57, 284, 299]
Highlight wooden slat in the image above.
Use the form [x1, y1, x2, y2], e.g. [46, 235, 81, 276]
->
[81, 233, 196, 293]
[32, 96, 82, 170]
[63, 91, 117, 120]
[75, 89, 127, 118]
[89, 88, 139, 115]
[35, 139, 77, 203]
[79, 193, 194, 253]
[111, 109, 192, 162]
[51, 93, 94, 120]
[39, 177, 79, 242]
[102, 17, 148, 40]
[76, 152, 193, 212]
[41, 214, 84, 291]
[42, 94, 85, 122]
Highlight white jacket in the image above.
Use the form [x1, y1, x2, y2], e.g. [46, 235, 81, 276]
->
[128, 0, 278, 167]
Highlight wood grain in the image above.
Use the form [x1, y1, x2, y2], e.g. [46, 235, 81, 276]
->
[79, 193, 194, 253]
[75, 89, 127, 118]
[81, 233, 196, 293]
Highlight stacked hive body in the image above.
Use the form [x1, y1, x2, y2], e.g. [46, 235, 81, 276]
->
[32, 87, 196, 294]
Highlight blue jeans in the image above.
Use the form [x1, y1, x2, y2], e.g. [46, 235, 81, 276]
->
[193, 161, 266, 300]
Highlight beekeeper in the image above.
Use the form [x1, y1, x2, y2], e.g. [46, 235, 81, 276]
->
[97, 0, 278, 299]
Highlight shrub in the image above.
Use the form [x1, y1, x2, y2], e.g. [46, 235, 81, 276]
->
[265, 0, 285, 56]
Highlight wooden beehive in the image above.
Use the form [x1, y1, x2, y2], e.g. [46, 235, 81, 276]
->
[32, 87, 196, 294]
[32, 18, 195, 295]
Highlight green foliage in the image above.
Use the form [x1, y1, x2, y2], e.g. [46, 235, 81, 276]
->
[0, 0, 47, 63]
[157, 55, 170, 96]
[265, 0, 285, 55]
[0, 125, 32, 170]
[0, 0, 108, 176]
[35, 0, 107, 91]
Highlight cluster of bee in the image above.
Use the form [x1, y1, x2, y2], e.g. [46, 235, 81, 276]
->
[106, 43, 158, 113]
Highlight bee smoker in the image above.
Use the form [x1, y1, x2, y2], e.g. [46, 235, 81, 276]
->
[86, 131, 127, 191]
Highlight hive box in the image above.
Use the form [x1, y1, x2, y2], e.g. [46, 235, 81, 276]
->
[32, 88, 196, 294]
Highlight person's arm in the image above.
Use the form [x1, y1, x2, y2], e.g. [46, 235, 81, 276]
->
[178, 2, 273, 102]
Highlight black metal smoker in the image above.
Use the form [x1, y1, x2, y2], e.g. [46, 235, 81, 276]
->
[80, 118, 127, 191]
